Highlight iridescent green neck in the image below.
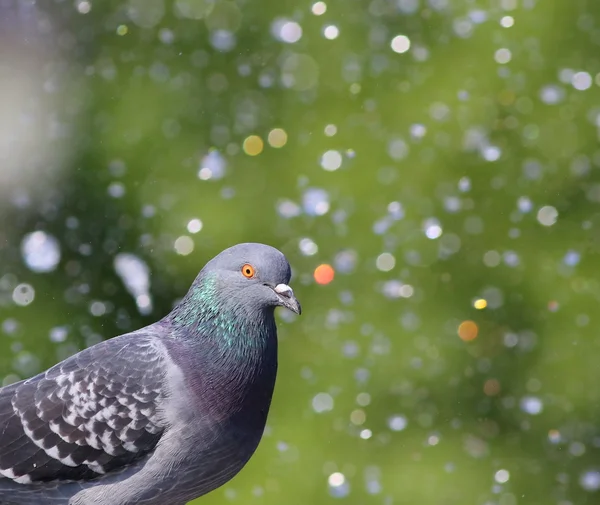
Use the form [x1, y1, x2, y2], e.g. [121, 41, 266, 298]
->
[168, 273, 275, 358]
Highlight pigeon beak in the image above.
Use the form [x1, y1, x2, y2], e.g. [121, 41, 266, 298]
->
[273, 284, 302, 315]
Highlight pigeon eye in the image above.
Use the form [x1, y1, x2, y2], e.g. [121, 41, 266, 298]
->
[241, 264, 255, 278]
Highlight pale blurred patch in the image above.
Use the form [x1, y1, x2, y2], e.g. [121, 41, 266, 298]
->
[0, 2, 78, 208]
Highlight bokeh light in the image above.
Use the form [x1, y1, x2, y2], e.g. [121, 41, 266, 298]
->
[390, 35, 410, 54]
[314, 264, 334, 285]
[243, 135, 264, 156]
[473, 299, 487, 309]
[267, 128, 288, 148]
[458, 320, 479, 341]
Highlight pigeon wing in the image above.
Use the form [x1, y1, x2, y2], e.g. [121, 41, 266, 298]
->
[0, 335, 166, 484]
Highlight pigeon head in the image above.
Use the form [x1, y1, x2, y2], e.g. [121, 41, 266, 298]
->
[201, 243, 301, 316]
[170, 243, 301, 336]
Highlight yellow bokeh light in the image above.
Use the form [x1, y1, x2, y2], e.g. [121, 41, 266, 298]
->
[474, 298, 487, 309]
[243, 135, 264, 156]
[267, 128, 288, 148]
[117, 25, 128, 36]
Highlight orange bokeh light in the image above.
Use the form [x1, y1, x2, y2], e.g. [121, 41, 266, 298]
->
[483, 378, 500, 396]
[314, 264, 335, 285]
[458, 320, 478, 341]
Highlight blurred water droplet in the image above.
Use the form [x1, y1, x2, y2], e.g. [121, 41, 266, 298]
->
[382, 280, 414, 299]
[387, 137, 408, 160]
[89, 301, 107, 317]
[373, 216, 393, 235]
[430, 102, 450, 121]
[159, 28, 175, 45]
[503, 333, 518, 348]
[198, 150, 226, 180]
[382, 280, 402, 299]
[142, 205, 156, 218]
[324, 124, 337, 136]
[323, 25, 339, 39]
[267, 128, 287, 148]
[108, 160, 126, 176]
[570, 441, 586, 457]
[481, 145, 501, 161]
[108, 182, 125, 198]
[537, 205, 558, 226]
[49, 326, 68, 343]
[423, 218, 442, 239]
[312, 392, 334, 413]
[174, 235, 194, 256]
[342, 340, 359, 358]
[390, 35, 410, 54]
[21, 231, 61, 273]
[76, 1, 92, 14]
[580, 470, 600, 491]
[321, 150, 342, 171]
[13, 284, 35, 306]
[495, 469, 510, 483]
[410, 123, 427, 139]
[464, 434, 489, 458]
[523, 159, 543, 180]
[483, 250, 501, 267]
[210, 30, 236, 52]
[2, 319, 19, 336]
[354, 368, 370, 383]
[494, 48, 511, 64]
[187, 218, 203, 234]
[303, 188, 330, 216]
[388, 415, 408, 431]
[298, 238, 318, 256]
[517, 196, 533, 213]
[328, 472, 349, 498]
[443, 196, 461, 213]
[277, 199, 301, 218]
[563, 250, 580, 266]
[334, 250, 357, 273]
[271, 19, 302, 43]
[387, 201, 404, 219]
[572, 71, 592, 91]
[458, 176, 471, 192]
[376, 253, 395, 272]
[503, 251, 520, 267]
[359, 429, 372, 440]
[439, 233, 461, 257]
[520, 396, 543, 415]
[114, 253, 153, 315]
[539, 85, 565, 105]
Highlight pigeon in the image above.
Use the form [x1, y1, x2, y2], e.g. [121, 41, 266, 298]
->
[0, 243, 301, 505]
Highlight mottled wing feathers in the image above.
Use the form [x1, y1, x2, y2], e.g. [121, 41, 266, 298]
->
[0, 336, 166, 484]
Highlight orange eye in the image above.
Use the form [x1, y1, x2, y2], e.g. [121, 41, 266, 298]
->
[241, 264, 255, 278]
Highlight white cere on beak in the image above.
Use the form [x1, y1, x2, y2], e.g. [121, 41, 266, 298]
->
[274, 284, 294, 297]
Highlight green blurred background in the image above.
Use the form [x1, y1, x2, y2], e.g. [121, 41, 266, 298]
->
[2, 0, 600, 503]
